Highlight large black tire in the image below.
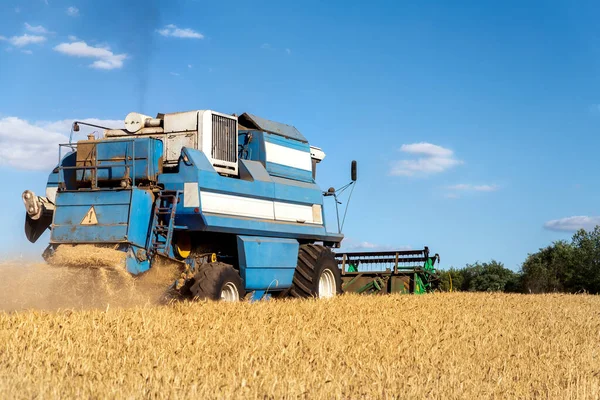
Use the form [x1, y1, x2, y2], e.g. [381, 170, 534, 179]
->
[189, 262, 245, 301]
[290, 244, 342, 298]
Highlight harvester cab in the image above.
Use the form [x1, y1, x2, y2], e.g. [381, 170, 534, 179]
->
[22, 109, 440, 301]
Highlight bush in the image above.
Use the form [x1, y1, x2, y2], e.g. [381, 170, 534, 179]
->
[438, 261, 518, 292]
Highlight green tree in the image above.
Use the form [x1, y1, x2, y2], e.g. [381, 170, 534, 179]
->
[571, 227, 600, 293]
[437, 267, 464, 292]
[520, 241, 575, 293]
[465, 260, 517, 292]
[437, 261, 518, 292]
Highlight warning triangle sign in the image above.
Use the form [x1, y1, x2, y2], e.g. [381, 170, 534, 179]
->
[80, 206, 98, 225]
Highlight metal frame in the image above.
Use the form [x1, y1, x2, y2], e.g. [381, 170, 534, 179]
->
[58, 138, 138, 189]
[337, 249, 435, 272]
[335, 248, 440, 294]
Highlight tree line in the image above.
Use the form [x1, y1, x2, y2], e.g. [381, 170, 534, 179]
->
[437, 227, 600, 294]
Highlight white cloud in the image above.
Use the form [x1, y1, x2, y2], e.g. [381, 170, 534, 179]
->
[66, 6, 79, 17]
[400, 142, 453, 157]
[390, 142, 462, 177]
[188, 64, 192, 68]
[157, 25, 203, 39]
[54, 41, 127, 70]
[67, 35, 78, 41]
[0, 117, 64, 170]
[447, 184, 499, 192]
[21, 50, 33, 55]
[24, 23, 49, 34]
[0, 117, 124, 170]
[170, 72, 180, 76]
[0, 34, 46, 47]
[544, 216, 600, 232]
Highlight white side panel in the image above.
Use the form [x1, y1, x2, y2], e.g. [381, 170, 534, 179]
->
[166, 132, 196, 162]
[312, 204, 323, 224]
[199, 192, 324, 225]
[164, 111, 199, 133]
[274, 202, 316, 224]
[264, 142, 312, 171]
[201, 192, 275, 220]
[198, 110, 211, 154]
[184, 182, 200, 207]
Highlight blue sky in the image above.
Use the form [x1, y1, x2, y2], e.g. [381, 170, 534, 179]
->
[1, 0, 599, 270]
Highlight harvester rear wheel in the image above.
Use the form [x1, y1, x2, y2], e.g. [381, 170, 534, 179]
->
[290, 244, 342, 298]
[189, 262, 245, 302]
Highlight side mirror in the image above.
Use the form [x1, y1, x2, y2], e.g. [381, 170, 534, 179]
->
[351, 160, 357, 181]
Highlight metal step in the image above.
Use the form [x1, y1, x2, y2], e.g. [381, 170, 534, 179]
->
[147, 190, 184, 259]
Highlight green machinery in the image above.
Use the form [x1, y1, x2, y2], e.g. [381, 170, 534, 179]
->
[335, 247, 440, 294]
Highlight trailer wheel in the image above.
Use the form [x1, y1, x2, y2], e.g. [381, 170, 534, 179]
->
[290, 244, 342, 298]
[189, 262, 245, 302]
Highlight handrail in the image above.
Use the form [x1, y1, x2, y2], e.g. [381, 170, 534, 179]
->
[57, 138, 139, 189]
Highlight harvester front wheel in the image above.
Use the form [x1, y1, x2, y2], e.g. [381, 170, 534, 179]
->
[189, 262, 245, 302]
[290, 244, 342, 299]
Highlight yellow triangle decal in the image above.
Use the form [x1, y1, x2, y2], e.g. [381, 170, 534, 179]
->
[81, 206, 98, 225]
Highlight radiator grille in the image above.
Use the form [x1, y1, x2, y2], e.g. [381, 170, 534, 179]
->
[211, 114, 237, 164]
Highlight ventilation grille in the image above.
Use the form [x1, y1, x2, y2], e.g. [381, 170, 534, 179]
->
[211, 114, 237, 164]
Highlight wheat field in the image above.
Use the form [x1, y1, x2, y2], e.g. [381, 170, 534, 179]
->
[0, 264, 599, 399]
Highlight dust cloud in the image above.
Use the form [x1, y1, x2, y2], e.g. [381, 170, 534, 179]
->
[0, 259, 181, 312]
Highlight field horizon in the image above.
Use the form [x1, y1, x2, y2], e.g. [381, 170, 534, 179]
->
[0, 283, 598, 399]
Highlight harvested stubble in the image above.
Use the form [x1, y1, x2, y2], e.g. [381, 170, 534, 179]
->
[0, 293, 599, 399]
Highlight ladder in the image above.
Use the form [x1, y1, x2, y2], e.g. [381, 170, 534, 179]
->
[148, 190, 186, 258]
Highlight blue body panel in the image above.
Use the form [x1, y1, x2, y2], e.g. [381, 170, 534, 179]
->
[263, 132, 313, 183]
[128, 189, 154, 249]
[52, 190, 131, 243]
[47, 167, 59, 190]
[272, 176, 323, 204]
[240, 131, 314, 183]
[50, 188, 153, 249]
[237, 236, 298, 290]
[58, 152, 78, 189]
[126, 247, 151, 275]
[77, 138, 163, 184]
[159, 148, 342, 243]
[202, 215, 331, 240]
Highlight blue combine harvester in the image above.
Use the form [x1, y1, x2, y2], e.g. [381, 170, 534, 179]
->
[22, 110, 353, 300]
[22, 109, 440, 301]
